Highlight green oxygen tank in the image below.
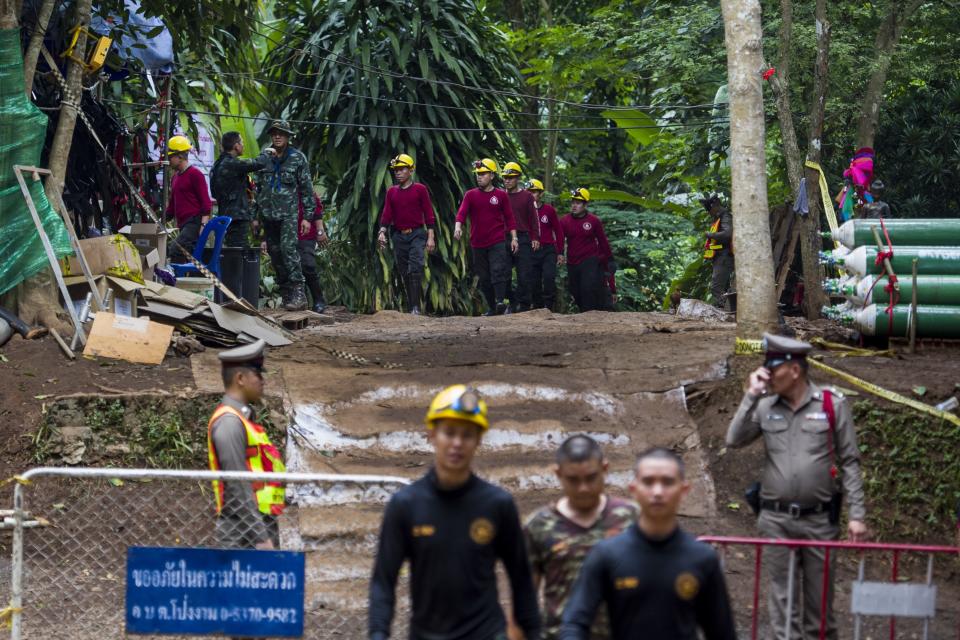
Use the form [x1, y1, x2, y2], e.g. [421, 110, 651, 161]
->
[837, 304, 960, 338]
[828, 218, 960, 249]
[820, 246, 960, 277]
[823, 275, 960, 306]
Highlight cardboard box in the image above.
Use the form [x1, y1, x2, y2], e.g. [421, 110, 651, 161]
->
[141, 248, 160, 282]
[61, 235, 144, 284]
[83, 312, 174, 365]
[120, 223, 168, 261]
[62, 275, 142, 318]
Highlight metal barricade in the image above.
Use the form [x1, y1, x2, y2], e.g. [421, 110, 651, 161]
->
[699, 536, 960, 640]
[4, 467, 411, 639]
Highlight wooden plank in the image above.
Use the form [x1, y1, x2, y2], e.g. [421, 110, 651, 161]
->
[83, 312, 173, 365]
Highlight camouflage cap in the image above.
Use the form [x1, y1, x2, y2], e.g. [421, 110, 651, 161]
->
[267, 120, 296, 137]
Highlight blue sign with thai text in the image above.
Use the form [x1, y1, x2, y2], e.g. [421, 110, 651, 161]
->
[126, 546, 305, 637]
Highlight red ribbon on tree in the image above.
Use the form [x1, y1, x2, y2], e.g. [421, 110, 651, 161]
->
[762, 68, 776, 80]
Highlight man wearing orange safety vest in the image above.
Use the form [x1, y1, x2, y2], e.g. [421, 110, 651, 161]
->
[701, 193, 734, 310]
[207, 339, 285, 551]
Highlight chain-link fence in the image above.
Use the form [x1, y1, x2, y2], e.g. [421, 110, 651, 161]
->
[3, 467, 411, 639]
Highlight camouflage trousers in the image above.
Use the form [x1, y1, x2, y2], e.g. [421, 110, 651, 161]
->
[263, 219, 304, 285]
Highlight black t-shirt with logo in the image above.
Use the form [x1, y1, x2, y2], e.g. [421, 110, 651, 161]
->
[369, 468, 541, 640]
[560, 524, 736, 640]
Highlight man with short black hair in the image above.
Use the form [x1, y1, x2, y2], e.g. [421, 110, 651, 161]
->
[560, 447, 736, 640]
[210, 131, 275, 248]
[523, 435, 637, 639]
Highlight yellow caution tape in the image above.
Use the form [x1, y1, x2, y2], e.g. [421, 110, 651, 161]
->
[809, 338, 895, 358]
[804, 161, 841, 249]
[809, 359, 960, 427]
[0, 475, 32, 488]
[734, 338, 763, 355]
[0, 605, 23, 629]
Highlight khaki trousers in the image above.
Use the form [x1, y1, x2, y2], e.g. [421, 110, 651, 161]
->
[758, 510, 839, 640]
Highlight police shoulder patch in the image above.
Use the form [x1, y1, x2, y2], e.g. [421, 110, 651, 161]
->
[469, 518, 495, 545]
[615, 576, 639, 590]
[412, 524, 435, 537]
[675, 572, 700, 600]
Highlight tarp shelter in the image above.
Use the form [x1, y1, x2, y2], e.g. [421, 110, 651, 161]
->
[0, 28, 72, 296]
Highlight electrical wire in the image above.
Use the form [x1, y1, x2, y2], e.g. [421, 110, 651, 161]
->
[101, 97, 729, 133]
[248, 18, 718, 113]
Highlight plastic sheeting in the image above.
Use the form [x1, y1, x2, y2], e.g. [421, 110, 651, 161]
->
[0, 28, 72, 296]
[90, 0, 174, 73]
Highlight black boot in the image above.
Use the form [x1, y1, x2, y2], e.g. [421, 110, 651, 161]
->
[406, 275, 422, 315]
[306, 276, 326, 313]
[284, 284, 308, 311]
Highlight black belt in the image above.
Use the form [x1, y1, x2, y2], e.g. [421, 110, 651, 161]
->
[760, 499, 831, 518]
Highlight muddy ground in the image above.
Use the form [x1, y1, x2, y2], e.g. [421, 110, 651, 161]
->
[1, 309, 959, 638]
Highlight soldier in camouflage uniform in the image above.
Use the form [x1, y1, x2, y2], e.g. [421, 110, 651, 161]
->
[254, 120, 317, 311]
[522, 435, 638, 640]
[210, 131, 275, 248]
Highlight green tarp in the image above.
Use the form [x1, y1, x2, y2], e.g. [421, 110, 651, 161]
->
[0, 28, 72, 295]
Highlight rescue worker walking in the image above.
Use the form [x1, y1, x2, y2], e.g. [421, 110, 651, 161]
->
[166, 135, 212, 260]
[502, 162, 540, 312]
[528, 179, 563, 310]
[454, 159, 519, 316]
[207, 338, 285, 551]
[522, 435, 638, 639]
[369, 385, 542, 640]
[297, 192, 330, 313]
[559, 188, 612, 312]
[377, 153, 437, 315]
[560, 448, 736, 640]
[209, 131, 275, 248]
[726, 334, 868, 640]
[701, 194, 733, 310]
[254, 120, 318, 311]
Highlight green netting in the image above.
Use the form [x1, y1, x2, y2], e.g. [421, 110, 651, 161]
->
[0, 28, 72, 296]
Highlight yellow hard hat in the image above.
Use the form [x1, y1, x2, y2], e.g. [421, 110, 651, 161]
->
[571, 187, 591, 202]
[425, 384, 489, 431]
[501, 161, 522, 177]
[473, 158, 499, 174]
[167, 135, 193, 156]
[390, 153, 415, 170]
[528, 179, 544, 192]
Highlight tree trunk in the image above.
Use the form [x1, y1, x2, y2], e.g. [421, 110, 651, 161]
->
[44, 0, 92, 207]
[720, 0, 778, 338]
[799, 0, 830, 319]
[22, 0, 56, 95]
[770, 0, 803, 192]
[0, 0, 16, 28]
[854, 0, 923, 150]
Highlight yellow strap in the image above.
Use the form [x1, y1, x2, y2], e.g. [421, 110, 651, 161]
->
[808, 338, 895, 359]
[804, 161, 840, 249]
[0, 606, 23, 628]
[809, 359, 960, 427]
[734, 338, 763, 355]
[0, 475, 32, 488]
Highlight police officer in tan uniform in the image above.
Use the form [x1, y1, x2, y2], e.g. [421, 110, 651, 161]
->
[726, 334, 867, 640]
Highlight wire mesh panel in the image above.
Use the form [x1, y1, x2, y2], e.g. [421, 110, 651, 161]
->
[6, 469, 411, 640]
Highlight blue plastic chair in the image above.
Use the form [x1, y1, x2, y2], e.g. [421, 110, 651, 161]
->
[170, 215, 232, 279]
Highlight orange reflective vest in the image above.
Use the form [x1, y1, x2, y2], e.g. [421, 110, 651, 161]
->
[207, 404, 286, 516]
[703, 217, 734, 258]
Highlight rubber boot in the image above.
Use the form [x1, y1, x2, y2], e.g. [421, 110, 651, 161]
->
[278, 284, 292, 310]
[284, 284, 308, 311]
[306, 276, 326, 313]
[406, 275, 422, 315]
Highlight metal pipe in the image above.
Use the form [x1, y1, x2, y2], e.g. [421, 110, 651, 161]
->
[819, 547, 830, 640]
[751, 545, 763, 640]
[923, 554, 933, 640]
[890, 550, 900, 640]
[10, 482, 25, 640]
[784, 548, 797, 640]
[17, 466, 412, 485]
[853, 557, 865, 640]
[697, 536, 960, 555]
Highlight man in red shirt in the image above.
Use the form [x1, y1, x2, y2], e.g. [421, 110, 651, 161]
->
[528, 179, 563, 310]
[297, 193, 330, 313]
[559, 188, 612, 312]
[454, 158, 519, 316]
[501, 162, 540, 312]
[377, 153, 436, 315]
[165, 135, 212, 261]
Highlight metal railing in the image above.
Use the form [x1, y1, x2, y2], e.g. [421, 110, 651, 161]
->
[699, 535, 960, 640]
[4, 467, 411, 639]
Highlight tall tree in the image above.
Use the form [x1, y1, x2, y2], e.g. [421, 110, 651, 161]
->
[720, 0, 778, 337]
